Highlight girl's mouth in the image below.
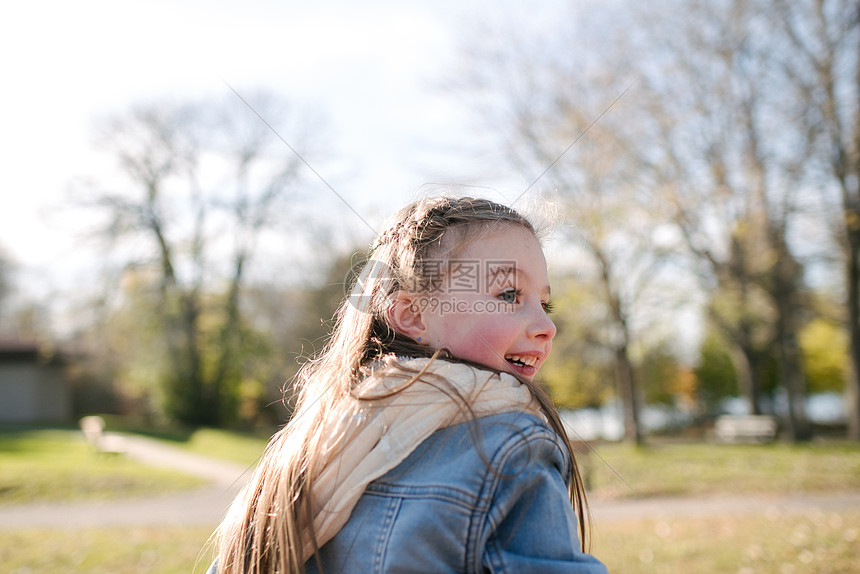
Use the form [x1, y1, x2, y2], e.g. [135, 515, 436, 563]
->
[505, 354, 538, 376]
[505, 354, 537, 367]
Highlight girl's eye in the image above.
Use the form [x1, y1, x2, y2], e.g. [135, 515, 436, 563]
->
[498, 289, 520, 304]
[542, 300, 555, 314]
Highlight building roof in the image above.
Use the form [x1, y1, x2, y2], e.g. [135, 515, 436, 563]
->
[0, 340, 65, 365]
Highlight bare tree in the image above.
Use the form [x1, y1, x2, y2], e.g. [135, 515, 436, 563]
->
[450, 6, 678, 444]
[76, 92, 317, 426]
[628, 0, 816, 439]
[771, 0, 860, 438]
[451, 0, 848, 442]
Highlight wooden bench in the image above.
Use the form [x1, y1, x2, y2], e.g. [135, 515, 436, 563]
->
[714, 414, 778, 443]
[79, 415, 127, 455]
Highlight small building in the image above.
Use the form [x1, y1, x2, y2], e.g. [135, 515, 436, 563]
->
[0, 341, 71, 423]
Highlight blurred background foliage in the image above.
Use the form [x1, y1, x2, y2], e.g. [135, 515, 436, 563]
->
[0, 0, 857, 444]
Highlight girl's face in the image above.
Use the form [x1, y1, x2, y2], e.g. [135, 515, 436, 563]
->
[419, 224, 556, 380]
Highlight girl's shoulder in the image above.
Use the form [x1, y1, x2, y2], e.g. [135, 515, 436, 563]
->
[374, 411, 570, 494]
[429, 410, 564, 460]
[468, 411, 572, 478]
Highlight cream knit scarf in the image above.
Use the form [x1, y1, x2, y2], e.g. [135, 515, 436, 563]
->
[302, 356, 542, 560]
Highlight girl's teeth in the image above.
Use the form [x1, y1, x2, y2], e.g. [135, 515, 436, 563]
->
[506, 354, 536, 367]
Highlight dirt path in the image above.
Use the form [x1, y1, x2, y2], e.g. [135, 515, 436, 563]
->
[119, 434, 254, 489]
[1, 435, 858, 530]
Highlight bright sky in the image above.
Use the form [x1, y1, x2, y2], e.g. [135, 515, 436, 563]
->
[1, 0, 529, 301]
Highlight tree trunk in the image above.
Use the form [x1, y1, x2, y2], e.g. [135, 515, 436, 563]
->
[849, 0, 860, 440]
[182, 291, 209, 425]
[594, 246, 645, 445]
[848, 225, 860, 439]
[615, 345, 644, 445]
[769, 229, 811, 441]
[729, 344, 763, 415]
[778, 329, 811, 441]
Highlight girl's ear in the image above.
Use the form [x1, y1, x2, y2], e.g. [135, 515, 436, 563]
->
[386, 291, 427, 343]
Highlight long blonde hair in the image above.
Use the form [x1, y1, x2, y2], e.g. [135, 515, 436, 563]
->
[213, 195, 590, 573]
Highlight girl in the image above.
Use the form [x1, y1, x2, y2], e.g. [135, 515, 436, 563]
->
[209, 195, 607, 573]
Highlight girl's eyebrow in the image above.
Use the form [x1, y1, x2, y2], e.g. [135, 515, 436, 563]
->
[486, 265, 517, 281]
[486, 265, 551, 295]
[485, 265, 520, 289]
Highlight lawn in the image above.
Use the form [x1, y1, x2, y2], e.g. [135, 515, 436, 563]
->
[144, 428, 860, 500]
[0, 526, 218, 574]
[582, 440, 860, 499]
[99, 418, 272, 466]
[164, 427, 270, 466]
[2, 510, 857, 573]
[592, 509, 860, 573]
[0, 429, 205, 505]
[2, 427, 859, 573]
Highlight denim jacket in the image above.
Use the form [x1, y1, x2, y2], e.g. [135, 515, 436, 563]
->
[304, 411, 607, 573]
[207, 411, 607, 573]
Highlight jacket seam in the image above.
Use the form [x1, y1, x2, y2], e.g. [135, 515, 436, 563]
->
[467, 415, 564, 573]
[365, 482, 485, 511]
[372, 496, 401, 573]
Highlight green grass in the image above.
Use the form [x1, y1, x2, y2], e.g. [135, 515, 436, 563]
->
[593, 510, 860, 573]
[99, 418, 272, 467]
[0, 526, 217, 574]
[3, 427, 859, 572]
[0, 430, 205, 505]
[1, 510, 857, 573]
[582, 440, 860, 499]
[5, 425, 859, 506]
[167, 427, 269, 467]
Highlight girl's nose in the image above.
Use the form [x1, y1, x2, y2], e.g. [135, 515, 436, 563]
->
[528, 304, 557, 340]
